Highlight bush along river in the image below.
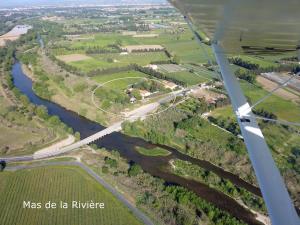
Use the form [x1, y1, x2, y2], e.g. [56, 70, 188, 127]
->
[11, 61, 264, 225]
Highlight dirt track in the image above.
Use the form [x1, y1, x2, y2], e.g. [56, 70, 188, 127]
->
[257, 76, 300, 102]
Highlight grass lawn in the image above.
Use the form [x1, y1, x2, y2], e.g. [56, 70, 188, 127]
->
[0, 166, 141, 225]
[93, 70, 148, 89]
[135, 146, 171, 157]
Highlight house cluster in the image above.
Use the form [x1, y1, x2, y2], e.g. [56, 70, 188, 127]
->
[126, 88, 152, 104]
[190, 82, 227, 106]
[126, 79, 179, 104]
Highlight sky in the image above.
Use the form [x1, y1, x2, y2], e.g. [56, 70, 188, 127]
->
[0, 0, 167, 8]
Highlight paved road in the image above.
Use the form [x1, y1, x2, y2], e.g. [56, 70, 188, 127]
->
[6, 161, 154, 225]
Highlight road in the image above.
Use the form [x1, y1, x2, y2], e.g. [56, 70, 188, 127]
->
[6, 161, 154, 225]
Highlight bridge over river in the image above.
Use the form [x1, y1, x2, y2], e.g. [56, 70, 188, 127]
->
[33, 97, 176, 159]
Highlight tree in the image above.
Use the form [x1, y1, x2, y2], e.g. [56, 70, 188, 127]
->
[102, 166, 109, 174]
[74, 132, 80, 141]
[0, 161, 6, 171]
[20, 95, 30, 107]
[131, 89, 142, 100]
[128, 163, 142, 176]
[173, 55, 180, 65]
[104, 157, 118, 168]
[48, 115, 61, 126]
[35, 105, 49, 120]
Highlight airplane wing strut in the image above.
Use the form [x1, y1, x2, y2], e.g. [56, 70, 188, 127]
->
[212, 42, 299, 225]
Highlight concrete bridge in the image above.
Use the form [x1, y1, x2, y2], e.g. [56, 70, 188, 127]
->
[33, 101, 163, 159]
[33, 121, 123, 159]
[0, 90, 188, 161]
[33, 90, 191, 159]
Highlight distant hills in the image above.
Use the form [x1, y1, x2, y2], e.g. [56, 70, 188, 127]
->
[0, 0, 168, 8]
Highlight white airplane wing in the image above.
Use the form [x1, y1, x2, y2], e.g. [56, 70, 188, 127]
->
[169, 0, 300, 54]
[168, 1, 300, 225]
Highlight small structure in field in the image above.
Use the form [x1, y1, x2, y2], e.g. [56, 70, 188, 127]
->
[130, 97, 137, 104]
[148, 64, 158, 70]
[139, 90, 152, 99]
[162, 80, 178, 90]
[133, 34, 159, 38]
[122, 31, 137, 36]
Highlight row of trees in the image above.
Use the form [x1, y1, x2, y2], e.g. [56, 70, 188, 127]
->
[235, 68, 257, 84]
[208, 116, 240, 136]
[173, 159, 266, 213]
[229, 57, 259, 70]
[253, 108, 277, 123]
[133, 65, 186, 86]
[231, 56, 300, 75]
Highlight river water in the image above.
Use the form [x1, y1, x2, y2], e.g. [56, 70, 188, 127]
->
[11, 61, 263, 225]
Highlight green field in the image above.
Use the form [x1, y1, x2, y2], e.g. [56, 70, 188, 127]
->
[55, 29, 213, 65]
[235, 55, 278, 69]
[70, 33, 140, 48]
[165, 71, 207, 85]
[0, 166, 141, 225]
[165, 40, 213, 64]
[212, 80, 300, 123]
[68, 52, 168, 72]
[135, 146, 171, 156]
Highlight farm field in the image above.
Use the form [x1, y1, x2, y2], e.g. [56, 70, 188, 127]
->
[69, 33, 140, 48]
[56, 54, 92, 63]
[164, 40, 213, 64]
[68, 52, 168, 72]
[55, 29, 213, 64]
[212, 80, 300, 123]
[237, 55, 278, 68]
[183, 64, 220, 80]
[164, 71, 207, 85]
[256, 76, 300, 102]
[158, 64, 186, 73]
[0, 166, 141, 225]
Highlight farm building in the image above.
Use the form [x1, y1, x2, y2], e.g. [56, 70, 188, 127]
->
[162, 80, 178, 90]
[139, 90, 152, 99]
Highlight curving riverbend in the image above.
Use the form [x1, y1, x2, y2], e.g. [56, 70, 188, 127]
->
[11, 61, 263, 225]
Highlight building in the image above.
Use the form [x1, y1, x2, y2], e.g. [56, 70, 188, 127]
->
[162, 80, 178, 90]
[139, 90, 151, 99]
[130, 97, 137, 103]
[148, 64, 158, 70]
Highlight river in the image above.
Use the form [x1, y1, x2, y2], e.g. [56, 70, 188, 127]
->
[11, 61, 263, 225]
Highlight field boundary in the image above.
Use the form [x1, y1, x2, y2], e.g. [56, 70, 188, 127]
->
[6, 161, 154, 225]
